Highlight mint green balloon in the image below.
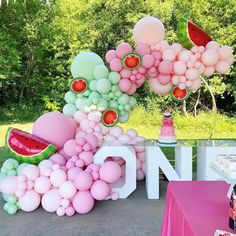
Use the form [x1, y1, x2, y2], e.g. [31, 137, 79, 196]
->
[71, 52, 104, 81]
[86, 98, 92, 106]
[101, 94, 110, 101]
[97, 99, 108, 111]
[115, 91, 122, 98]
[118, 94, 130, 105]
[3, 194, 10, 202]
[118, 105, 124, 111]
[3, 162, 14, 171]
[16, 163, 28, 175]
[90, 105, 97, 111]
[84, 106, 91, 113]
[89, 91, 100, 99]
[75, 98, 86, 110]
[92, 98, 99, 104]
[111, 85, 117, 92]
[129, 97, 137, 108]
[84, 90, 91, 97]
[109, 100, 119, 109]
[63, 104, 77, 117]
[108, 92, 114, 99]
[8, 196, 17, 204]
[7, 170, 17, 176]
[120, 111, 126, 116]
[4, 203, 9, 212]
[89, 80, 97, 91]
[93, 65, 109, 80]
[96, 78, 112, 94]
[7, 204, 17, 215]
[65, 91, 77, 104]
[77, 93, 84, 98]
[119, 112, 130, 123]
[124, 104, 131, 111]
[108, 72, 121, 84]
[0, 166, 7, 175]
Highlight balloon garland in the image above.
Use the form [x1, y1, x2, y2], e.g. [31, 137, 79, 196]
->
[0, 16, 234, 216]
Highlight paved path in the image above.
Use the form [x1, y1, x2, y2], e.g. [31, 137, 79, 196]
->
[0, 181, 167, 236]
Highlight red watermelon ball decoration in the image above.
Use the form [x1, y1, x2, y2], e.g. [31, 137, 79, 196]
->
[32, 112, 76, 149]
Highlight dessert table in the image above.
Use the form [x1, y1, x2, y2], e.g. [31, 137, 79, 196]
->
[161, 181, 235, 236]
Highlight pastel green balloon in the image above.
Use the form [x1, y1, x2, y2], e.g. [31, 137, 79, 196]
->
[119, 112, 130, 123]
[84, 90, 91, 97]
[111, 85, 117, 92]
[129, 97, 137, 108]
[86, 98, 92, 106]
[71, 52, 104, 82]
[84, 106, 91, 113]
[118, 94, 130, 105]
[0, 167, 7, 175]
[77, 93, 84, 98]
[109, 100, 119, 109]
[118, 105, 124, 111]
[101, 94, 110, 101]
[124, 104, 131, 111]
[75, 98, 86, 110]
[3, 194, 10, 202]
[64, 91, 77, 104]
[97, 99, 108, 111]
[96, 78, 112, 94]
[115, 91, 122, 98]
[93, 65, 109, 79]
[92, 98, 99, 104]
[108, 92, 114, 99]
[4, 203, 9, 212]
[108, 72, 121, 84]
[89, 80, 97, 91]
[16, 163, 29, 175]
[89, 91, 100, 99]
[7, 204, 18, 215]
[63, 104, 77, 117]
[7, 170, 17, 176]
[8, 196, 17, 204]
[90, 105, 97, 111]
[3, 162, 14, 171]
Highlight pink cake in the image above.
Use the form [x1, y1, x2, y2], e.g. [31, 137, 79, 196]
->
[158, 110, 177, 145]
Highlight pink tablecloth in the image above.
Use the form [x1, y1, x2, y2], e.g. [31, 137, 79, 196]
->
[161, 181, 235, 236]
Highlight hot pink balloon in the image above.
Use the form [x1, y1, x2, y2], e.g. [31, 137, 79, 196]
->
[73, 191, 95, 214]
[99, 161, 121, 184]
[158, 60, 173, 75]
[90, 180, 110, 200]
[142, 54, 155, 69]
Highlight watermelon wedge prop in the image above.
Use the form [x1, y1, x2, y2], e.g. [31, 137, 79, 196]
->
[5, 128, 57, 164]
[102, 109, 119, 127]
[171, 86, 190, 102]
[177, 18, 212, 49]
[122, 52, 142, 70]
[70, 78, 88, 93]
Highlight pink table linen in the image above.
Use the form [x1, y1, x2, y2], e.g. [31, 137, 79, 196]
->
[161, 181, 236, 236]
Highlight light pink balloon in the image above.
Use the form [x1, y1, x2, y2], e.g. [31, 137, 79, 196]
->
[85, 134, 98, 149]
[171, 75, 180, 86]
[50, 153, 66, 166]
[73, 111, 87, 123]
[215, 61, 231, 74]
[158, 74, 171, 85]
[116, 43, 133, 59]
[42, 189, 62, 212]
[119, 79, 132, 92]
[162, 49, 176, 61]
[133, 16, 165, 45]
[151, 51, 162, 61]
[50, 169, 67, 187]
[79, 151, 93, 166]
[120, 69, 132, 79]
[206, 41, 220, 51]
[178, 50, 193, 62]
[34, 176, 51, 194]
[179, 83, 186, 89]
[159, 40, 170, 53]
[226, 55, 234, 65]
[142, 54, 155, 68]
[32, 112, 75, 149]
[66, 206, 75, 216]
[59, 181, 77, 199]
[56, 207, 66, 216]
[201, 49, 219, 66]
[171, 43, 183, 55]
[74, 171, 93, 191]
[126, 129, 138, 138]
[149, 78, 172, 95]
[203, 66, 215, 77]
[99, 161, 121, 184]
[218, 46, 233, 60]
[21, 164, 40, 181]
[189, 78, 202, 91]
[105, 50, 117, 63]
[0, 176, 17, 194]
[63, 139, 77, 157]
[191, 46, 199, 53]
[185, 68, 199, 81]
[185, 80, 193, 88]
[179, 76, 186, 83]
[18, 190, 41, 212]
[67, 167, 82, 181]
[135, 44, 151, 56]
[73, 191, 95, 214]
[158, 60, 173, 75]
[137, 170, 145, 180]
[174, 61, 187, 75]
[127, 84, 137, 95]
[109, 126, 124, 138]
[90, 180, 110, 200]
[110, 58, 123, 72]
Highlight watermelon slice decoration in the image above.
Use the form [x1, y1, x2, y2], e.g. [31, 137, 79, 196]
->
[177, 18, 212, 49]
[5, 128, 57, 164]
[102, 109, 119, 127]
[122, 52, 142, 70]
[70, 78, 88, 93]
[171, 86, 190, 102]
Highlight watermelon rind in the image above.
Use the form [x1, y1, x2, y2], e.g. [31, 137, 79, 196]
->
[170, 87, 191, 102]
[101, 108, 120, 127]
[122, 52, 142, 70]
[5, 128, 57, 164]
[70, 78, 88, 94]
[177, 18, 194, 49]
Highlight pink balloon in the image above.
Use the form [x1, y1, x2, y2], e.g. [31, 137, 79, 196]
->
[142, 54, 155, 69]
[191, 46, 199, 53]
[73, 111, 87, 123]
[173, 61, 187, 75]
[57, 207, 66, 216]
[18, 190, 40, 212]
[137, 170, 145, 180]
[90, 180, 110, 200]
[171, 43, 183, 55]
[67, 167, 82, 181]
[178, 50, 193, 62]
[158, 74, 171, 85]
[73, 191, 95, 214]
[32, 112, 75, 149]
[149, 78, 172, 95]
[85, 134, 98, 149]
[185, 80, 192, 88]
[21, 164, 40, 181]
[74, 171, 93, 191]
[179, 83, 186, 90]
[50, 169, 67, 187]
[133, 16, 165, 45]
[135, 44, 151, 56]
[0, 176, 17, 194]
[203, 66, 215, 77]
[63, 139, 77, 157]
[59, 181, 77, 199]
[66, 206, 75, 216]
[79, 151, 93, 166]
[215, 61, 231, 74]
[218, 46, 233, 60]
[99, 161, 121, 184]
[105, 50, 117, 63]
[185, 68, 199, 81]
[201, 49, 219, 66]
[119, 79, 132, 92]
[162, 49, 176, 61]
[110, 58, 123, 72]
[206, 41, 220, 51]
[50, 153, 66, 166]
[171, 75, 180, 86]
[109, 126, 124, 138]
[126, 129, 138, 138]
[120, 69, 132, 79]
[158, 60, 173, 75]
[189, 78, 202, 91]
[42, 189, 62, 212]
[116, 43, 133, 59]
[151, 51, 162, 61]
[34, 176, 51, 194]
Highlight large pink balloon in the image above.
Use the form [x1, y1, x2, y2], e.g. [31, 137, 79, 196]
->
[32, 112, 75, 149]
[0, 176, 17, 194]
[174, 61, 187, 75]
[42, 189, 62, 212]
[34, 176, 51, 194]
[90, 180, 110, 200]
[74, 171, 93, 191]
[119, 79, 132, 92]
[215, 61, 231, 74]
[158, 60, 173, 75]
[201, 49, 219, 66]
[21, 164, 40, 181]
[99, 161, 121, 184]
[18, 190, 40, 212]
[133, 16, 165, 45]
[73, 191, 95, 214]
[149, 78, 172, 95]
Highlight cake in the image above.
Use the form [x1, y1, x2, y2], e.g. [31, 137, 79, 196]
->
[157, 110, 177, 145]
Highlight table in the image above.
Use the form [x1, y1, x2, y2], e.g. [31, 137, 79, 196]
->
[161, 181, 235, 236]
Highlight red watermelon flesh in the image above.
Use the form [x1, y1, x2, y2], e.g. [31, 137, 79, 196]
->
[102, 109, 119, 127]
[188, 21, 212, 47]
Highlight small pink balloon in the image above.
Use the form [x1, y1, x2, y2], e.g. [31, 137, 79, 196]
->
[179, 76, 186, 83]
[59, 181, 77, 199]
[57, 207, 66, 216]
[206, 41, 220, 51]
[142, 54, 155, 68]
[120, 69, 132, 79]
[99, 161, 121, 184]
[50, 169, 67, 187]
[105, 50, 117, 63]
[189, 78, 202, 91]
[0, 176, 17, 194]
[171, 43, 183, 55]
[185, 80, 192, 88]
[66, 206, 75, 216]
[226, 55, 234, 65]
[151, 51, 162, 61]
[171, 75, 180, 85]
[178, 50, 193, 62]
[73, 110, 87, 123]
[149, 78, 172, 95]
[138, 66, 147, 74]
[42, 189, 62, 212]
[191, 46, 199, 53]
[203, 66, 215, 77]
[158, 74, 171, 85]
[119, 79, 132, 92]
[72, 191, 95, 214]
[185, 68, 199, 81]
[21, 165, 40, 181]
[18, 190, 40, 212]
[34, 176, 51, 194]
[173, 61, 187, 75]
[15, 189, 25, 198]
[135, 44, 151, 56]
[215, 61, 231, 74]
[90, 180, 110, 200]
[162, 49, 176, 61]
[79, 151, 93, 166]
[74, 171, 93, 191]
[127, 84, 137, 95]
[137, 170, 145, 180]
[159, 40, 170, 52]
[218, 46, 233, 60]
[136, 159, 142, 170]
[201, 49, 219, 66]
[179, 83, 186, 90]
[63, 139, 77, 157]
[50, 153, 66, 166]
[110, 58, 123, 72]
[158, 60, 173, 75]
[116, 42, 133, 59]
[68, 167, 82, 181]
[61, 199, 70, 208]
